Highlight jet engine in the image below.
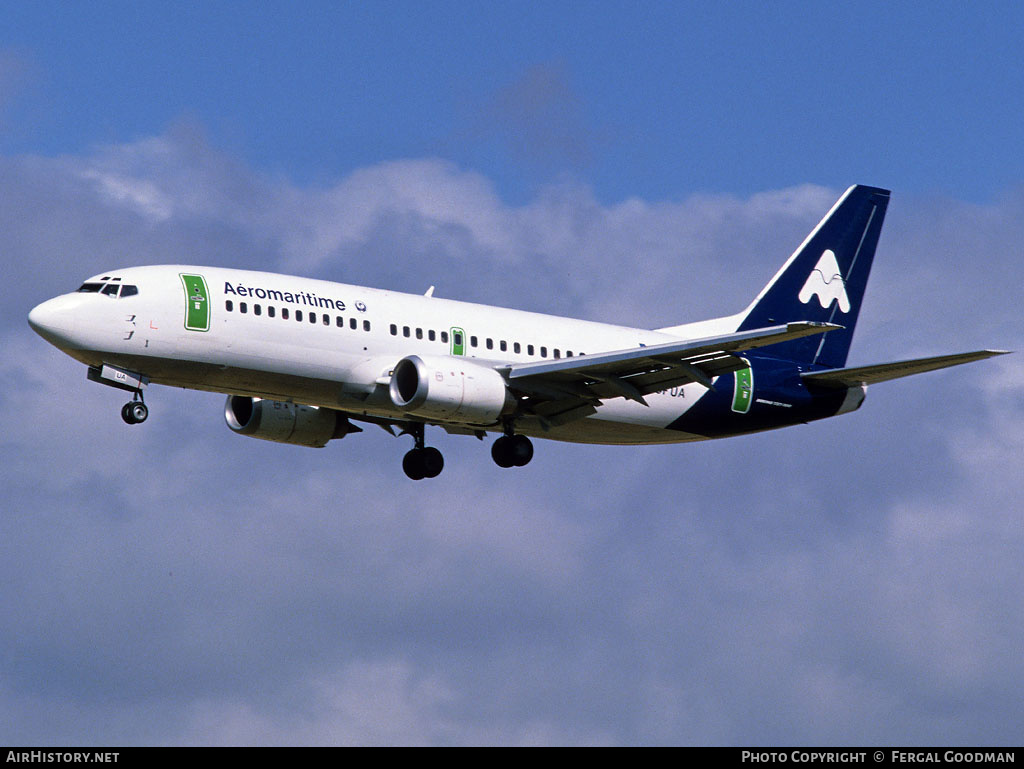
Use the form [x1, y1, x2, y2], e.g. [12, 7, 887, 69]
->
[224, 396, 360, 447]
[389, 355, 514, 424]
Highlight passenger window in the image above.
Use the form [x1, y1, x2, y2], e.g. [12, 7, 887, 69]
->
[296, 310, 302, 321]
[554, 349, 560, 358]
[310, 312, 317, 324]
[363, 320, 370, 331]
[336, 316, 343, 327]
[121, 285, 138, 298]
[416, 328, 423, 340]
[441, 331, 449, 343]
[486, 338, 493, 350]
[351, 318, 358, 330]
[322, 314, 329, 325]
[390, 324, 397, 336]
[513, 342, 521, 354]
[268, 306, 275, 318]
[282, 308, 289, 320]
[528, 344, 534, 356]
[428, 329, 436, 341]
[470, 336, 478, 347]
[226, 300, 234, 312]
[566, 350, 573, 357]
[500, 340, 507, 352]
[254, 304, 262, 316]
[403, 326, 410, 337]
[240, 302, 248, 314]
[540, 346, 547, 357]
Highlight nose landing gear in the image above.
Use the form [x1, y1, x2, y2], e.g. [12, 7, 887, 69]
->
[87, 364, 151, 425]
[121, 393, 148, 424]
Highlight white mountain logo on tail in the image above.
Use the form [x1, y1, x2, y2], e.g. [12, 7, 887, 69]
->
[798, 249, 850, 312]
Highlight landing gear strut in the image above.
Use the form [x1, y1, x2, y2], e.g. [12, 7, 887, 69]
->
[87, 364, 151, 426]
[121, 392, 148, 425]
[492, 424, 533, 468]
[402, 423, 444, 480]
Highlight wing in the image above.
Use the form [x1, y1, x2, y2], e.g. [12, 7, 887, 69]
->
[499, 321, 841, 426]
[801, 350, 1011, 387]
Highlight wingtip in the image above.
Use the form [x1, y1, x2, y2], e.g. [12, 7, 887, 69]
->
[785, 320, 845, 334]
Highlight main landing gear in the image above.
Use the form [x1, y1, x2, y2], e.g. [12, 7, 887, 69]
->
[121, 393, 148, 424]
[400, 422, 534, 479]
[402, 423, 444, 480]
[491, 431, 533, 468]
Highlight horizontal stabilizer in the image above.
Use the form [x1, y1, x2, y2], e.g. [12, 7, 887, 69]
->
[801, 350, 1010, 387]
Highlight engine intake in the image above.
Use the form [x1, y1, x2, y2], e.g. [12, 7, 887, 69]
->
[224, 396, 360, 447]
[389, 355, 513, 424]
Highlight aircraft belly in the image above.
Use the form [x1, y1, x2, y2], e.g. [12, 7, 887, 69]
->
[97, 345, 704, 444]
[519, 418, 703, 445]
[592, 384, 705, 429]
[85, 348, 367, 409]
[502, 388, 706, 445]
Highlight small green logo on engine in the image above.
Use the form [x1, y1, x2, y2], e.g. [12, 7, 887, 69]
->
[180, 273, 210, 331]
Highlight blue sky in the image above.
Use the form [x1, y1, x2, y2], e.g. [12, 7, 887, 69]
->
[6, 2, 1024, 202]
[2, 1, 1023, 746]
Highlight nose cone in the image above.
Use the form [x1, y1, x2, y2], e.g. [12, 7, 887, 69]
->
[28, 298, 56, 334]
[28, 296, 77, 349]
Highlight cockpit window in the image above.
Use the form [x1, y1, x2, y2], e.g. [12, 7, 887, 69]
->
[77, 280, 139, 298]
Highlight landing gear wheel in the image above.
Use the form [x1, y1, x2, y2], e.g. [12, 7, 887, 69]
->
[492, 434, 533, 468]
[121, 401, 148, 424]
[509, 434, 533, 466]
[403, 447, 444, 480]
[403, 449, 426, 480]
[420, 446, 444, 478]
[492, 436, 515, 467]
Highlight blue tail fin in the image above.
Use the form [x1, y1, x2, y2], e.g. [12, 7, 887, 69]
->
[737, 185, 890, 369]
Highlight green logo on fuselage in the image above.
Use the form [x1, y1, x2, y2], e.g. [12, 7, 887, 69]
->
[180, 273, 210, 331]
[732, 359, 753, 414]
[450, 326, 465, 356]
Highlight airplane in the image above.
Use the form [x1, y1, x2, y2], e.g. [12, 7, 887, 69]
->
[27, 184, 1007, 479]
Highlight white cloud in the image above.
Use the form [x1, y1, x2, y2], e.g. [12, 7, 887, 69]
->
[183, 658, 613, 745]
[3, 131, 1023, 745]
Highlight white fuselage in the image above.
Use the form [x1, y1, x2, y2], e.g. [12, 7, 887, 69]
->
[29, 265, 720, 444]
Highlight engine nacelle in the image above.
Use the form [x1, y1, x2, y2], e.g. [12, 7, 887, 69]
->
[389, 355, 514, 424]
[224, 396, 359, 447]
